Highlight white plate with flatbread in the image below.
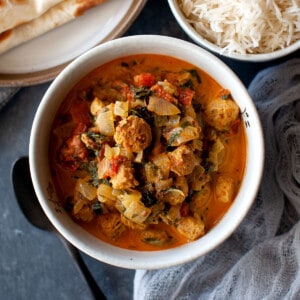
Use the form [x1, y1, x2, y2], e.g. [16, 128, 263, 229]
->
[0, 0, 147, 86]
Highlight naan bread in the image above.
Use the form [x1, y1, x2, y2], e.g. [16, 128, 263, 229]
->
[0, 0, 64, 33]
[0, 0, 107, 55]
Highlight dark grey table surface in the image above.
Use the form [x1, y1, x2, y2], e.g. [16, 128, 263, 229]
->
[1, 1, 299, 299]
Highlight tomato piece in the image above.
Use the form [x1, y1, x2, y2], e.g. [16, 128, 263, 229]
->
[104, 155, 124, 178]
[97, 146, 106, 160]
[180, 201, 189, 217]
[178, 87, 194, 106]
[59, 124, 88, 172]
[150, 84, 176, 103]
[134, 73, 156, 87]
[70, 99, 91, 124]
[112, 80, 134, 101]
[73, 123, 87, 135]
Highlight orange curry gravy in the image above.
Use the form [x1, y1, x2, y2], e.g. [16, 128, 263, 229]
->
[49, 54, 246, 251]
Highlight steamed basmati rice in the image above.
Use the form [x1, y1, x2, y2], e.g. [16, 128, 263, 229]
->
[178, 0, 300, 54]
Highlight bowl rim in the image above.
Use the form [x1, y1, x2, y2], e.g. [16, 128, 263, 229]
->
[29, 34, 264, 269]
[168, 0, 300, 62]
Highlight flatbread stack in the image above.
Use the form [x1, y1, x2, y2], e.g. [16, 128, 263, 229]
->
[0, 0, 108, 55]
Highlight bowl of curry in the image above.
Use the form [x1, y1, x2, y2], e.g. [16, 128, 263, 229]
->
[29, 35, 264, 269]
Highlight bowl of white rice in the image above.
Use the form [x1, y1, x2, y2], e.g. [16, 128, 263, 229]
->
[168, 0, 300, 62]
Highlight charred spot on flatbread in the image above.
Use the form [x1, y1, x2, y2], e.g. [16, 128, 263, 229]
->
[0, 29, 12, 43]
[75, 0, 107, 17]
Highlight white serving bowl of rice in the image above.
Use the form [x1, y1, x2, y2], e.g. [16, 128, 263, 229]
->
[168, 0, 300, 62]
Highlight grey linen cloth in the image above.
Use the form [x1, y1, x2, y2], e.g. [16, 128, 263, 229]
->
[0, 87, 20, 110]
[134, 59, 300, 300]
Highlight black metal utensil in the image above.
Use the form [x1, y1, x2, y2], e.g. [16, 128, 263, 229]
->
[11, 156, 106, 300]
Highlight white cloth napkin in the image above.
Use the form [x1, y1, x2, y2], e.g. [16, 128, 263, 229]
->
[0, 87, 20, 110]
[134, 59, 300, 300]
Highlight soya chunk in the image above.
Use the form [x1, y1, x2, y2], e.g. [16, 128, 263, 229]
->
[176, 216, 205, 241]
[110, 160, 138, 190]
[168, 145, 198, 176]
[114, 115, 152, 153]
[215, 175, 235, 203]
[98, 213, 125, 239]
[204, 95, 239, 131]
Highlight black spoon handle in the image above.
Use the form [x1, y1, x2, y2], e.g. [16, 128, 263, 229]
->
[12, 157, 106, 300]
[58, 234, 107, 300]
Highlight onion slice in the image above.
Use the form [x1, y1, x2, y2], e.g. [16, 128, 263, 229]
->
[147, 96, 180, 116]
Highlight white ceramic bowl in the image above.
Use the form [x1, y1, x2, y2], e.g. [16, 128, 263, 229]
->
[168, 0, 300, 62]
[29, 35, 264, 269]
